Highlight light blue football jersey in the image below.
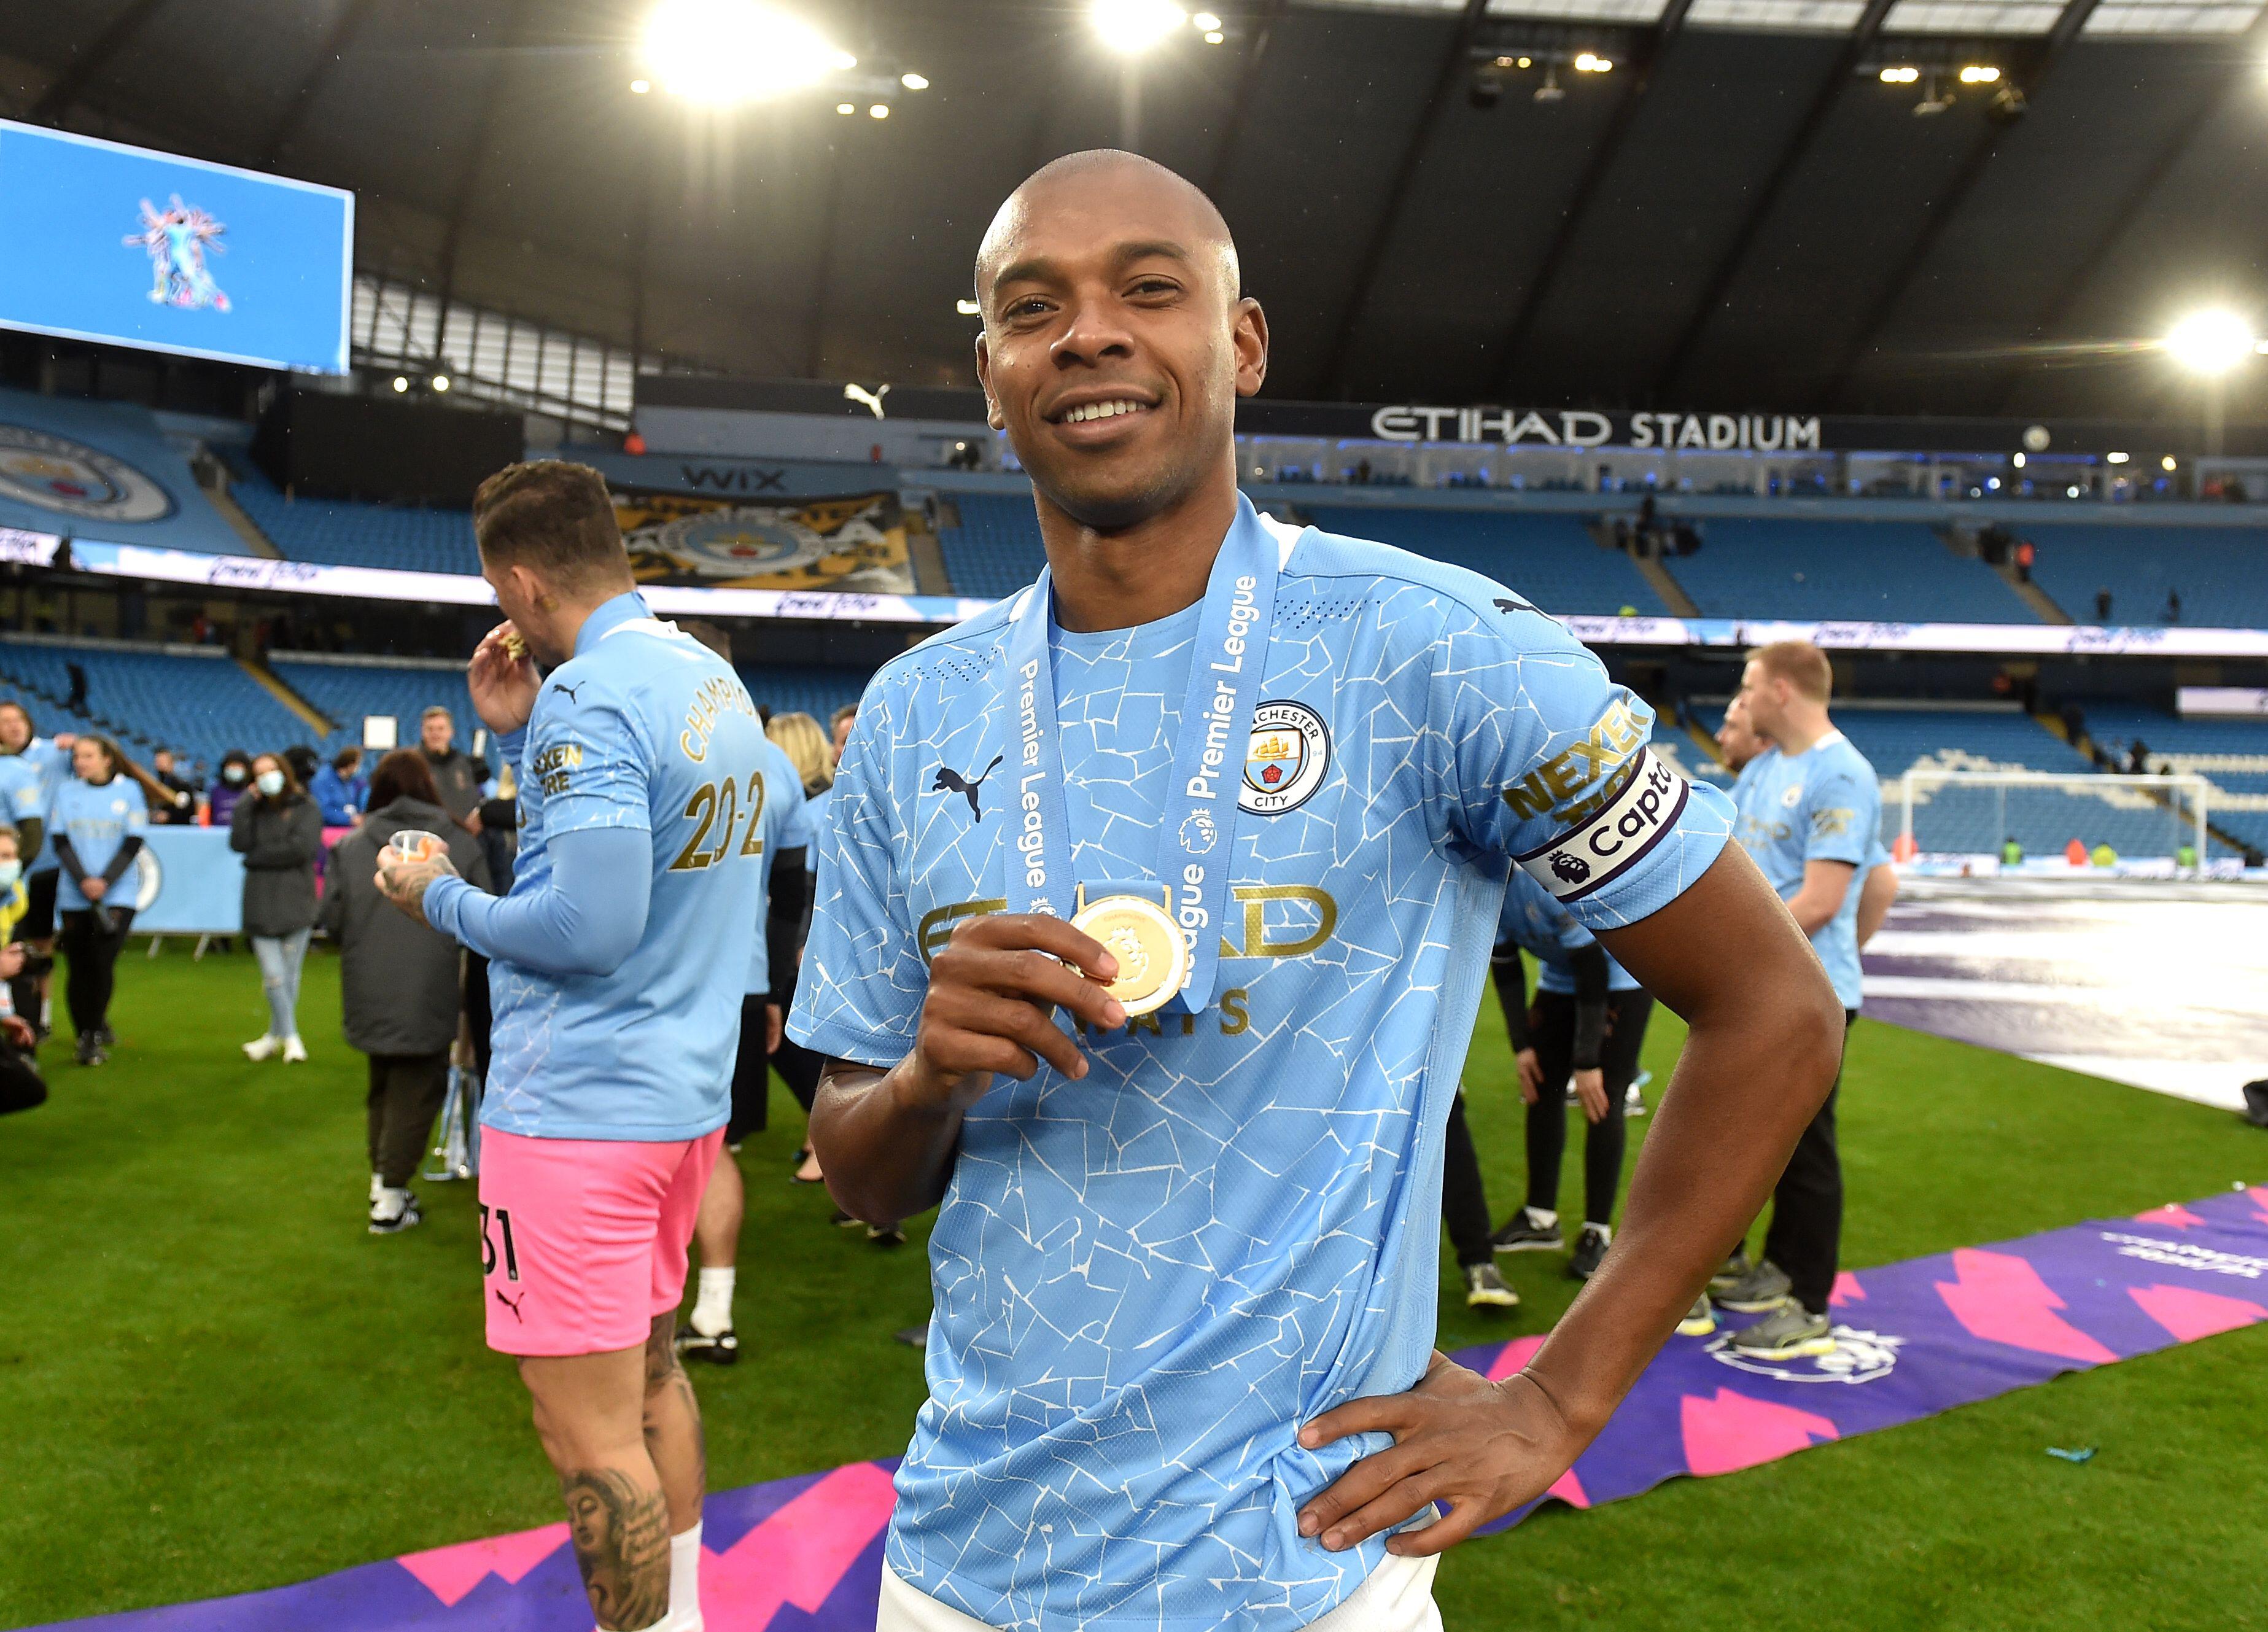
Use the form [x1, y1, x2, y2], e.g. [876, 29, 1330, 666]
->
[0, 754, 45, 835]
[1496, 869, 1641, 995]
[52, 774, 145, 909]
[9, 739, 71, 869]
[739, 736, 807, 998]
[1731, 729, 1879, 1009]
[789, 508, 1733, 1631]
[478, 592, 770, 1142]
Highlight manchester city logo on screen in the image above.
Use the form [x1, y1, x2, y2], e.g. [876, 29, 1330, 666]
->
[0, 424, 174, 522]
[125, 194, 231, 313]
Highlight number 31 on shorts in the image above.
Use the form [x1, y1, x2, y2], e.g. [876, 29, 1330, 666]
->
[479, 1202, 521, 1281]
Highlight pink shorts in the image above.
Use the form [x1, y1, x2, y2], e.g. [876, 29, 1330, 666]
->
[477, 1127, 725, 1356]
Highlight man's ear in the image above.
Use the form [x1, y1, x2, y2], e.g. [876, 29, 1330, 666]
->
[975, 332, 1006, 431]
[1233, 297, 1270, 398]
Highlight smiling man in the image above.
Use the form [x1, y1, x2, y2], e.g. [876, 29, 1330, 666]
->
[788, 152, 1845, 1632]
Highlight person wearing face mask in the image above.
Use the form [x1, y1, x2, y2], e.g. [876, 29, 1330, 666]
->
[0, 825, 45, 1114]
[51, 736, 147, 1066]
[231, 752, 324, 1063]
[209, 749, 255, 828]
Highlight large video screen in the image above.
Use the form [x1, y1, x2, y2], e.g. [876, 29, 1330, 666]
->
[0, 120, 352, 374]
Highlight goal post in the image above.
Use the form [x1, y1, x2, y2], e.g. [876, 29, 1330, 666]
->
[1898, 768, 2212, 861]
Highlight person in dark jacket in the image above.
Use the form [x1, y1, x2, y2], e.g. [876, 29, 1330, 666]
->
[232, 752, 324, 1063]
[320, 750, 492, 1232]
[146, 748, 200, 825]
[208, 748, 254, 829]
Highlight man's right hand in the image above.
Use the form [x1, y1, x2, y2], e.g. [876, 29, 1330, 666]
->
[902, 913, 1128, 1113]
[468, 623, 540, 735]
[1515, 1047, 1545, 1103]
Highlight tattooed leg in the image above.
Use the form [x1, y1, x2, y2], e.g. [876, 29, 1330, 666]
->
[559, 1467, 672, 1630]
[643, 1312, 707, 1534]
[520, 1346, 672, 1631]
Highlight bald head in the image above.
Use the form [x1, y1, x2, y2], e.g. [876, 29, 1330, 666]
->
[976, 150, 1240, 309]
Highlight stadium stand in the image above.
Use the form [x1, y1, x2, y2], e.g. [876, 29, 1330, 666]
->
[1301, 506, 1666, 616]
[267, 654, 490, 768]
[1663, 519, 2038, 624]
[0, 637, 309, 775]
[222, 454, 481, 575]
[935, 492, 1046, 602]
[2075, 704, 2268, 853]
[2019, 523, 2268, 629]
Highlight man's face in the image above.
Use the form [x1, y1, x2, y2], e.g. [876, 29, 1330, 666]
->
[974, 166, 1266, 530]
[832, 712, 855, 758]
[0, 709, 28, 754]
[421, 713, 452, 755]
[1734, 659, 1789, 742]
[1718, 691, 1768, 770]
[153, 750, 173, 774]
[482, 558, 570, 669]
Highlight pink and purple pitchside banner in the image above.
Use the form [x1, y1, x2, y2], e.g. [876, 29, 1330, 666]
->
[34, 1189, 2268, 1632]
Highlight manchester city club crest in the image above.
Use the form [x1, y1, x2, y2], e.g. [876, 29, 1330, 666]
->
[1238, 701, 1330, 815]
[0, 424, 174, 523]
[647, 508, 836, 578]
[1708, 1324, 1903, 1385]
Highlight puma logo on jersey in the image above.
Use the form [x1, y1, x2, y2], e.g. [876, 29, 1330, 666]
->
[1493, 594, 1539, 617]
[932, 755, 1004, 821]
[551, 682, 584, 704]
[493, 1288, 527, 1322]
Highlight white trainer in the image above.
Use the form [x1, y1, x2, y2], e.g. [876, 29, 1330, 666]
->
[281, 1035, 308, 1063]
[243, 1035, 281, 1062]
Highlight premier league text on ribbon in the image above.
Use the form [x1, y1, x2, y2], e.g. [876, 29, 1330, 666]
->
[1178, 572, 1262, 947]
[1016, 655, 1055, 911]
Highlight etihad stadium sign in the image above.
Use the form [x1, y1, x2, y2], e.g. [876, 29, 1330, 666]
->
[1367, 405, 1822, 452]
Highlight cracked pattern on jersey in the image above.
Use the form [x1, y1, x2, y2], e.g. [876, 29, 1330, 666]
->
[789, 529, 1732, 1631]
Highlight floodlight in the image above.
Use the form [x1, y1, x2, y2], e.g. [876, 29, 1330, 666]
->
[1204, 29, 1224, 42]
[869, 103, 890, 119]
[836, 102, 855, 114]
[956, 299, 982, 316]
[2164, 308, 2257, 376]
[2162, 456, 2178, 472]
[2105, 451, 2129, 465]
[1093, 0, 1188, 55]
[629, 79, 652, 94]
[1193, 10, 1223, 28]
[431, 374, 451, 392]
[1959, 64, 1999, 84]
[642, 1, 849, 103]
[1516, 55, 1531, 67]
[391, 375, 409, 393]
[1574, 52, 1612, 72]
[901, 72, 930, 90]
[2011, 451, 2025, 468]
[1879, 66, 1917, 84]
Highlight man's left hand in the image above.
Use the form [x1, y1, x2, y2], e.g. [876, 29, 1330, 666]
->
[766, 1003, 783, 1054]
[1295, 1353, 1585, 1557]
[375, 851, 462, 928]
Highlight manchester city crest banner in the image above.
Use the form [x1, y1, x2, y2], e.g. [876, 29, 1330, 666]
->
[0, 384, 248, 555]
[612, 486, 917, 594]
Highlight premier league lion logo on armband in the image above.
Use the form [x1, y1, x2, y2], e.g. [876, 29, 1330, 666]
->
[1550, 852, 1591, 886]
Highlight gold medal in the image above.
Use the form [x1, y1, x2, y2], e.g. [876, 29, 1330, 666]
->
[1071, 893, 1189, 1019]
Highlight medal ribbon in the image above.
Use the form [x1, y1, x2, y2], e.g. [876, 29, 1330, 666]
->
[999, 496, 1281, 1012]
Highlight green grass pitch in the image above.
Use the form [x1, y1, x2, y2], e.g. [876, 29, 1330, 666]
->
[1, 946, 2262, 1628]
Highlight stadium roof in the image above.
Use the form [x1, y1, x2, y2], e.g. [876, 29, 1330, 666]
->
[7, 0, 2268, 424]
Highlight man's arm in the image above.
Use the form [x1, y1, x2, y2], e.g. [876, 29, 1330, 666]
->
[808, 914, 1128, 1226]
[396, 825, 651, 977]
[1782, 857, 1855, 935]
[1855, 861, 1898, 948]
[1295, 844, 1844, 1557]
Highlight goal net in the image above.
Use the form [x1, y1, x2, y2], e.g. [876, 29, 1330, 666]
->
[1898, 768, 2212, 861]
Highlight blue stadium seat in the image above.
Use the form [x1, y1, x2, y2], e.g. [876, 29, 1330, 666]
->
[1300, 507, 1665, 616]
[736, 667, 869, 725]
[224, 456, 481, 575]
[0, 639, 312, 780]
[936, 494, 1046, 602]
[1663, 519, 2037, 623]
[268, 656, 492, 771]
[2019, 523, 2268, 629]
[2072, 705, 2268, 854]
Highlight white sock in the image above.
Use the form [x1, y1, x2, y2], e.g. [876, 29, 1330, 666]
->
[1585, 1222, 1614, 1243]
[690, 1269, 736, 1338]
[1526, 1205, 1558, 1229]
[369, 1173, 384, 1205]
[667, 1522, 702, 1631]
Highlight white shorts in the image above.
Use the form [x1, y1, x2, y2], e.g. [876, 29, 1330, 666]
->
[877, 1552, 1442, 1632]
